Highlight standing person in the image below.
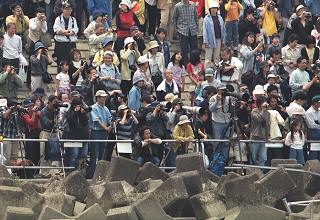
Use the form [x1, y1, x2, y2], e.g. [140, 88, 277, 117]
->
[53, 2, 78, 73]
[167, 52, 186, 93]
[2, 23, 22, 70]
[285, 119, 305, 164]
[291, 5, 314, 46]
[250, 95, 270, 166]
[203, 1, 225, 67]
[172, 0, 198, 65]
[88, 90, 112, 178]
[155, 28, 170, 68]
[238, 7, 260, 44]
[145, 0, 160, 37]
[259, 0, 279, 41]
[281, 34, 302, 75]
[128, 74, 145, 112]
[30, 42, 53, 92]
[133, 55, 154, 96]
[157, 0, 172, 39]
[56, 61, 71, 95]
[68, 48, 86, 91]
[224, 0, 243, 49]
[186, 50, 204, 86]
[306, 95, 320, 160]
[147, 40, 165, 89]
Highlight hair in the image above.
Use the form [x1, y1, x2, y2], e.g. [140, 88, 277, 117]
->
[220, 46, 232, 55]
[271, 50, 281, 57]
[271, 33, 280, 40]
[244, 7, 254, 17]
[139, 126, 151, 137]
[48, 95, 57, 103]
[199, 108, 208, 116]
[6, 22, 16, 29]
[289, 119, 303, 142]
[267, 84, 278, 94]
[59, 60, 69, 67]
[242, 32, 255, 46]
[94, 22, 104, 30]
[288, 34, 300, 43]
[266, 94, 278, 104]
[255, 95, 266, 107]
[140, 95, 152, 104]
[87, 67, 96, 75]
[69, 48, 81, 61]
[292, 91, 307, 101]
[189, 50, 201, 65]
[57, 92, 68, 101]
[36, 7, 45, 13]
[170, 52, 183, 68]
[156, 28, 166, 35]
[296, 56, 307, 64]
[307, 35, 316, 46]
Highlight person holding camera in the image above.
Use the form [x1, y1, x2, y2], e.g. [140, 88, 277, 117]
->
[291, 5, 314, 46]
[30, 42, 53, 92]
[238, 7, 260, 43]
[68, 48, 87, 91]
[28, 7, 47, 54]
[146, 101, 169, 140]
[259, 0, 279, 40]
[92, 38, 120, 67]
[281, 34, 302, 75]
[133, 55, 154, 97]
[128, 74, 145, 112]
[5, 4, 29, 43]
[167, 97, 187, 131]
[0, 64, 23, 100]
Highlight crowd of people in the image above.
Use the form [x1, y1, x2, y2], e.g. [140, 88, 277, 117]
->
[0, 0, 320, 178]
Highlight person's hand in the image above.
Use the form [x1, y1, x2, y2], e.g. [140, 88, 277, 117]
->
[106, 125, 112, 133]
[312, 76, 318, 83]
[5, 66, 11, 74]
[174, 104, 181, 112]
[32, 106, 39, 112]
[261, 102, 269, 110]
[204, 43, 209, 49]
[216, 94, 222, 100]
[154, 105, 161, 113]
[74, 105, 81, 112]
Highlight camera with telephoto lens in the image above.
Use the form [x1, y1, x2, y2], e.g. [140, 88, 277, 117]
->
[53, 102, 69, 109]
[71, 97, 92, 112]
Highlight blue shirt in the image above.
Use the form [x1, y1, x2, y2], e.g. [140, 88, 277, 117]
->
[90, 103, 111, 130]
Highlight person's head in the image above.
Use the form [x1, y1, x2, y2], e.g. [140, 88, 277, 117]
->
[103, 51, 113, 65]
[202, 86, 217, 99]
[47, 95, 57, 109]
[208, 1, 219, 16]
[140, 96, 152, 107]
[87, 67, 97, 80]
[292, 91, 307, 106]
[255, 95, 267, 108]
[220, 47, 232, 62]
[130, 26, 139, 37]
[62, 2, 72, 17]
[132, 74, 145, 88]
[164, 69, 173, 82]
[266, 84, 278, 97]
[311, 95, 320, 110]
[140, 126, 151, 140]
[32, 96, 42, 108]
[290, 119, 302, 139]
[35, 7, 45, 20]
[34, 41, 46, 55]
[178, 115, 190, 129]
[205, 68, 215, 82]
[58, 92, 70, 103]
[198, 108, 209, 122]
[297, 56, 307, 70]
[59, 60, 69, 72]
[137, 55, 149, 71]
[239, 84, 249, 93]
[244, 7, 255, 22]
[6, 22, 16, 36]
[307, 35, 316, 49]
[92, 10, 104, 22]
[288, 34, 299, 48]
[189, 50, 201, 65]
[271, 33, 280, 46]
[156, 28, 166, 41]
[148, 41, 159, 55]
[170, 52, 183, 67]
[102, 38, 114, 51]
[296, 4, 306, 18]
[242, 32, 255, 46]
[267, 74, 277, 85]
[260, 61, 270, 74]
[11, 4, 23, 17]
[95, 90, 109, 105]
[23, 98, 34, 111]
[119, 0, 131, 12]
[69, 48, 81, 62]
[271, 50, 282, 62]
[118, 104, 130, 118]
[94, 22, 105, 35]
[266, 94, 279, 109]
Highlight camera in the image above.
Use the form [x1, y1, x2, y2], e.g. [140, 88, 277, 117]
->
[53, 102, 69, 109]
[267, 1, 276, 10]
[304, 12, 312, 20]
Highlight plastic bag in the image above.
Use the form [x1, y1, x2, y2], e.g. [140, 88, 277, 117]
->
[19, 66, 27, 83]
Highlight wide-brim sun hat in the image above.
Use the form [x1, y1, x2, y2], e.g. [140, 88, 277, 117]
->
[148, 40, 160, 50]
[119, 0, 132, 9]
[165, 93, 178, 103]
[124, 37, 135, 48]
[95, 90, 108, 97]
[102, 38, 114, 48]
[178, 115, 190, 125]
[253, 85, 265, 95]
[118, 104, 128, 111]
[208, 1, 219, 9]
[34, 42, 45, 53]
[137, 55, 150, 65]
[132, 74, 145, 85]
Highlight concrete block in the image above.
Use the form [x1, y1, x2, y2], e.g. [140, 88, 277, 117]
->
[190, 190, 227, 219]
[224, 205, 286, 220]
[0, 178, 16, 186]
[136, 162, 169, 183]
[205, 170, 220, 183]
[64, 171, 89, 202]
[0, 186, 24, 217]
[288, 213, 309, 220]
[38, 206, 71, 220]
[176, 153, 207, 182]
[203, 180, 218, 192]
[4, 206, 35, 220]
[278, 164, 304, 190]
[271, 159, 298, 167]
[177, 170, 203, 196]
[216, 172, 241, 197]
[103, 181, 130, 208]
[255, 168, 296, 206]
[92, 160, 110, 183]
[44, 193, 76, 216]
[21, 182, 45, 218]
[44, 176, 66, 195]
[73, 201, 86, 216]
[0, 165, 12, 178]
[245, 168, 264, 179]
[75, 203, 107, 220]
[85, 184, 106, 208]
[106, 206, 139, 220]
[304, 160, 320, 196]
[134, 196, 172, 220]
[106, 156, 140, 185]
[134, 178, 163, 193]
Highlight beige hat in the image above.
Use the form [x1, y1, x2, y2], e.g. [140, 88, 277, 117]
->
[165, 93, 178, 103]
[118, 104, 128, 111]
[178, 115, 190, 125]
[148, 40, 160, 50]
[103, 51, 113, 57]
[253, 85, 265, 95]
[208, 1, 219, 9]
[291, 106, 305, 115]
[95, 90, 108, 97]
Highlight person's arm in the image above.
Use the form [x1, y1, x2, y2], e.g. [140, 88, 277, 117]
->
[260, 5, 267, 18]
[306, 111, 320, 129]
[251, 108, 267, 123]
[225, 0, 231, 11]
[55, 75, 61, 90]
[209, 95, 219, 112]
[276, 111, 285, 126]
[83, 22, 94, 38]
[71, 64, 85, 79]
[120, 48, 134, 61]
[119, 111, 128, 125]
[288, 71, 302, 91]
[29, 18, 38, 31]
[13, 73, 23, 87]
[18, 37, 22, 54]
[53, 16, 64, 35]
[131, 113, 139, 124]
[284, 132, 291, 146]
[172, 5, 178, 27]
[237, 0, 243, 10]
[173, 126, 187, 142]
[0, 72, 9, 84]
[302, 76, 317, 92]
[89, 33, 108, 45]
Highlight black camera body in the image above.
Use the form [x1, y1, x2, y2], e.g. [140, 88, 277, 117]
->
[267, 1, 276, 10]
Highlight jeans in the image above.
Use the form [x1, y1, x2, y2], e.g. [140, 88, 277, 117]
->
[87, 130, 109, 178]
[65, 142, 88, 168]
[289, 148, 305, 165]
[212, 121, 230, 159]
[136, 156, 160, 167]
[225, 20, 239, 47]
[249, 142, 267, 166]
[180, 33, 198, 66]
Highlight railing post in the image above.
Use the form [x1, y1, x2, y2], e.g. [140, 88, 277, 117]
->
[0, 140, 3, 165]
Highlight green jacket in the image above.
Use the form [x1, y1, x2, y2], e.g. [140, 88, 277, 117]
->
[0, 72, 23, 99]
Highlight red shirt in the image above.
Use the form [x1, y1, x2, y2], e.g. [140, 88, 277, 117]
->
[186, 62, 204, 83]
[117, 11, 138, 38]
[22, 112, 41, 130]
[192, 0, 204, 17]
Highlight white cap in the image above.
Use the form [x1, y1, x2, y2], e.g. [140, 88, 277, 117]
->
[95, 90, 108, 97]
[267, 74, 276, 79]
[124, 37, 135, 48]
[296, 5, 306, 13]
[208, 1, 219, 9]
[137, 55, 150, 65]
[119, 0, 132, 9]
[253, 85, 265, 95]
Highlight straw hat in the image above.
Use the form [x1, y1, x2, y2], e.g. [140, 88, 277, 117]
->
[148, 41, 160, 50]
[165, 93, 178, 103]
[178, 115, 190, 125]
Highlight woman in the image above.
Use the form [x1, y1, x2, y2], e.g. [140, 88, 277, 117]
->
[147, 40, 165, 89]
[301, 36, 320, 70]
[291, 6, 314, 46]
[30, 42, 53, 92]
[81, 67, 100, 106]
[133, 55, 154, 96]
[5, 4, 29, 43]
[68, 48, 87, 92]
[186, 50, 204, 86]
[114, 0, 140, 54]
[167, 52, 186, 93]
[203, 1, 225, 67]
[239, 32, 264, 74]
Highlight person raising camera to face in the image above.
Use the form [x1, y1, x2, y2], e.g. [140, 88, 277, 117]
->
[291, 5, 314, 46]
[259, 0, 279, 41]
[0, 64, 23, 100]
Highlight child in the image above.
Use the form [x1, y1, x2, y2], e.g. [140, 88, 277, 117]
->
[266, 33, 281, 59]
[56, 61, 71, 95]
[167, 52, 186, 93]
[186, 50, 204, 86]
[285, 120, 305, 165]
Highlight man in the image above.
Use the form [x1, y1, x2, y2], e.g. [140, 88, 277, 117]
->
[289, 57, 317, 94]
[156, 69, 180, 102]
[28, 7, 47, 53]
[88, 23, 113, 60]
[0, 65, 23, 100]
[306, 95, 320, 160]
[172, 0, 198, 65]
[155, 28, 170, 67]
[282, 34, 302, 75]
[224, 0, 243, 48]
[286, 91, 307, 118]
[5, 4, 29, 39]
[2, 23, 22, 70]
[88, 90, 112, 178]
[238, 7, 259, 43]
[53, 2, 78, 72]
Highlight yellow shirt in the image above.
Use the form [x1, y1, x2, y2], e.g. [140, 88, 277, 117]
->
[6, 15, 29, 34]
[262, 8, 277, 37]
[92, 50, 120, 67]
[172, 124, 194, 152]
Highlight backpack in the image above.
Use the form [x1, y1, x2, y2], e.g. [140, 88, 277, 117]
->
[241, 70, 255, 93]
[208, 152, 225, 176]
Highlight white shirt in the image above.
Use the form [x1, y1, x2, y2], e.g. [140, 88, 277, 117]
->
[53, 15, 78, 42]
[56, 72, 70, 89]
[217, 57, 243, 92]
[285, 131, 305, 150]
[3, 33, 22, 59]
[286, 102, 305, 118]
[29, 17, 47, 43]
[268, 110, 284, 139]
[306, 106, 320, 129]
